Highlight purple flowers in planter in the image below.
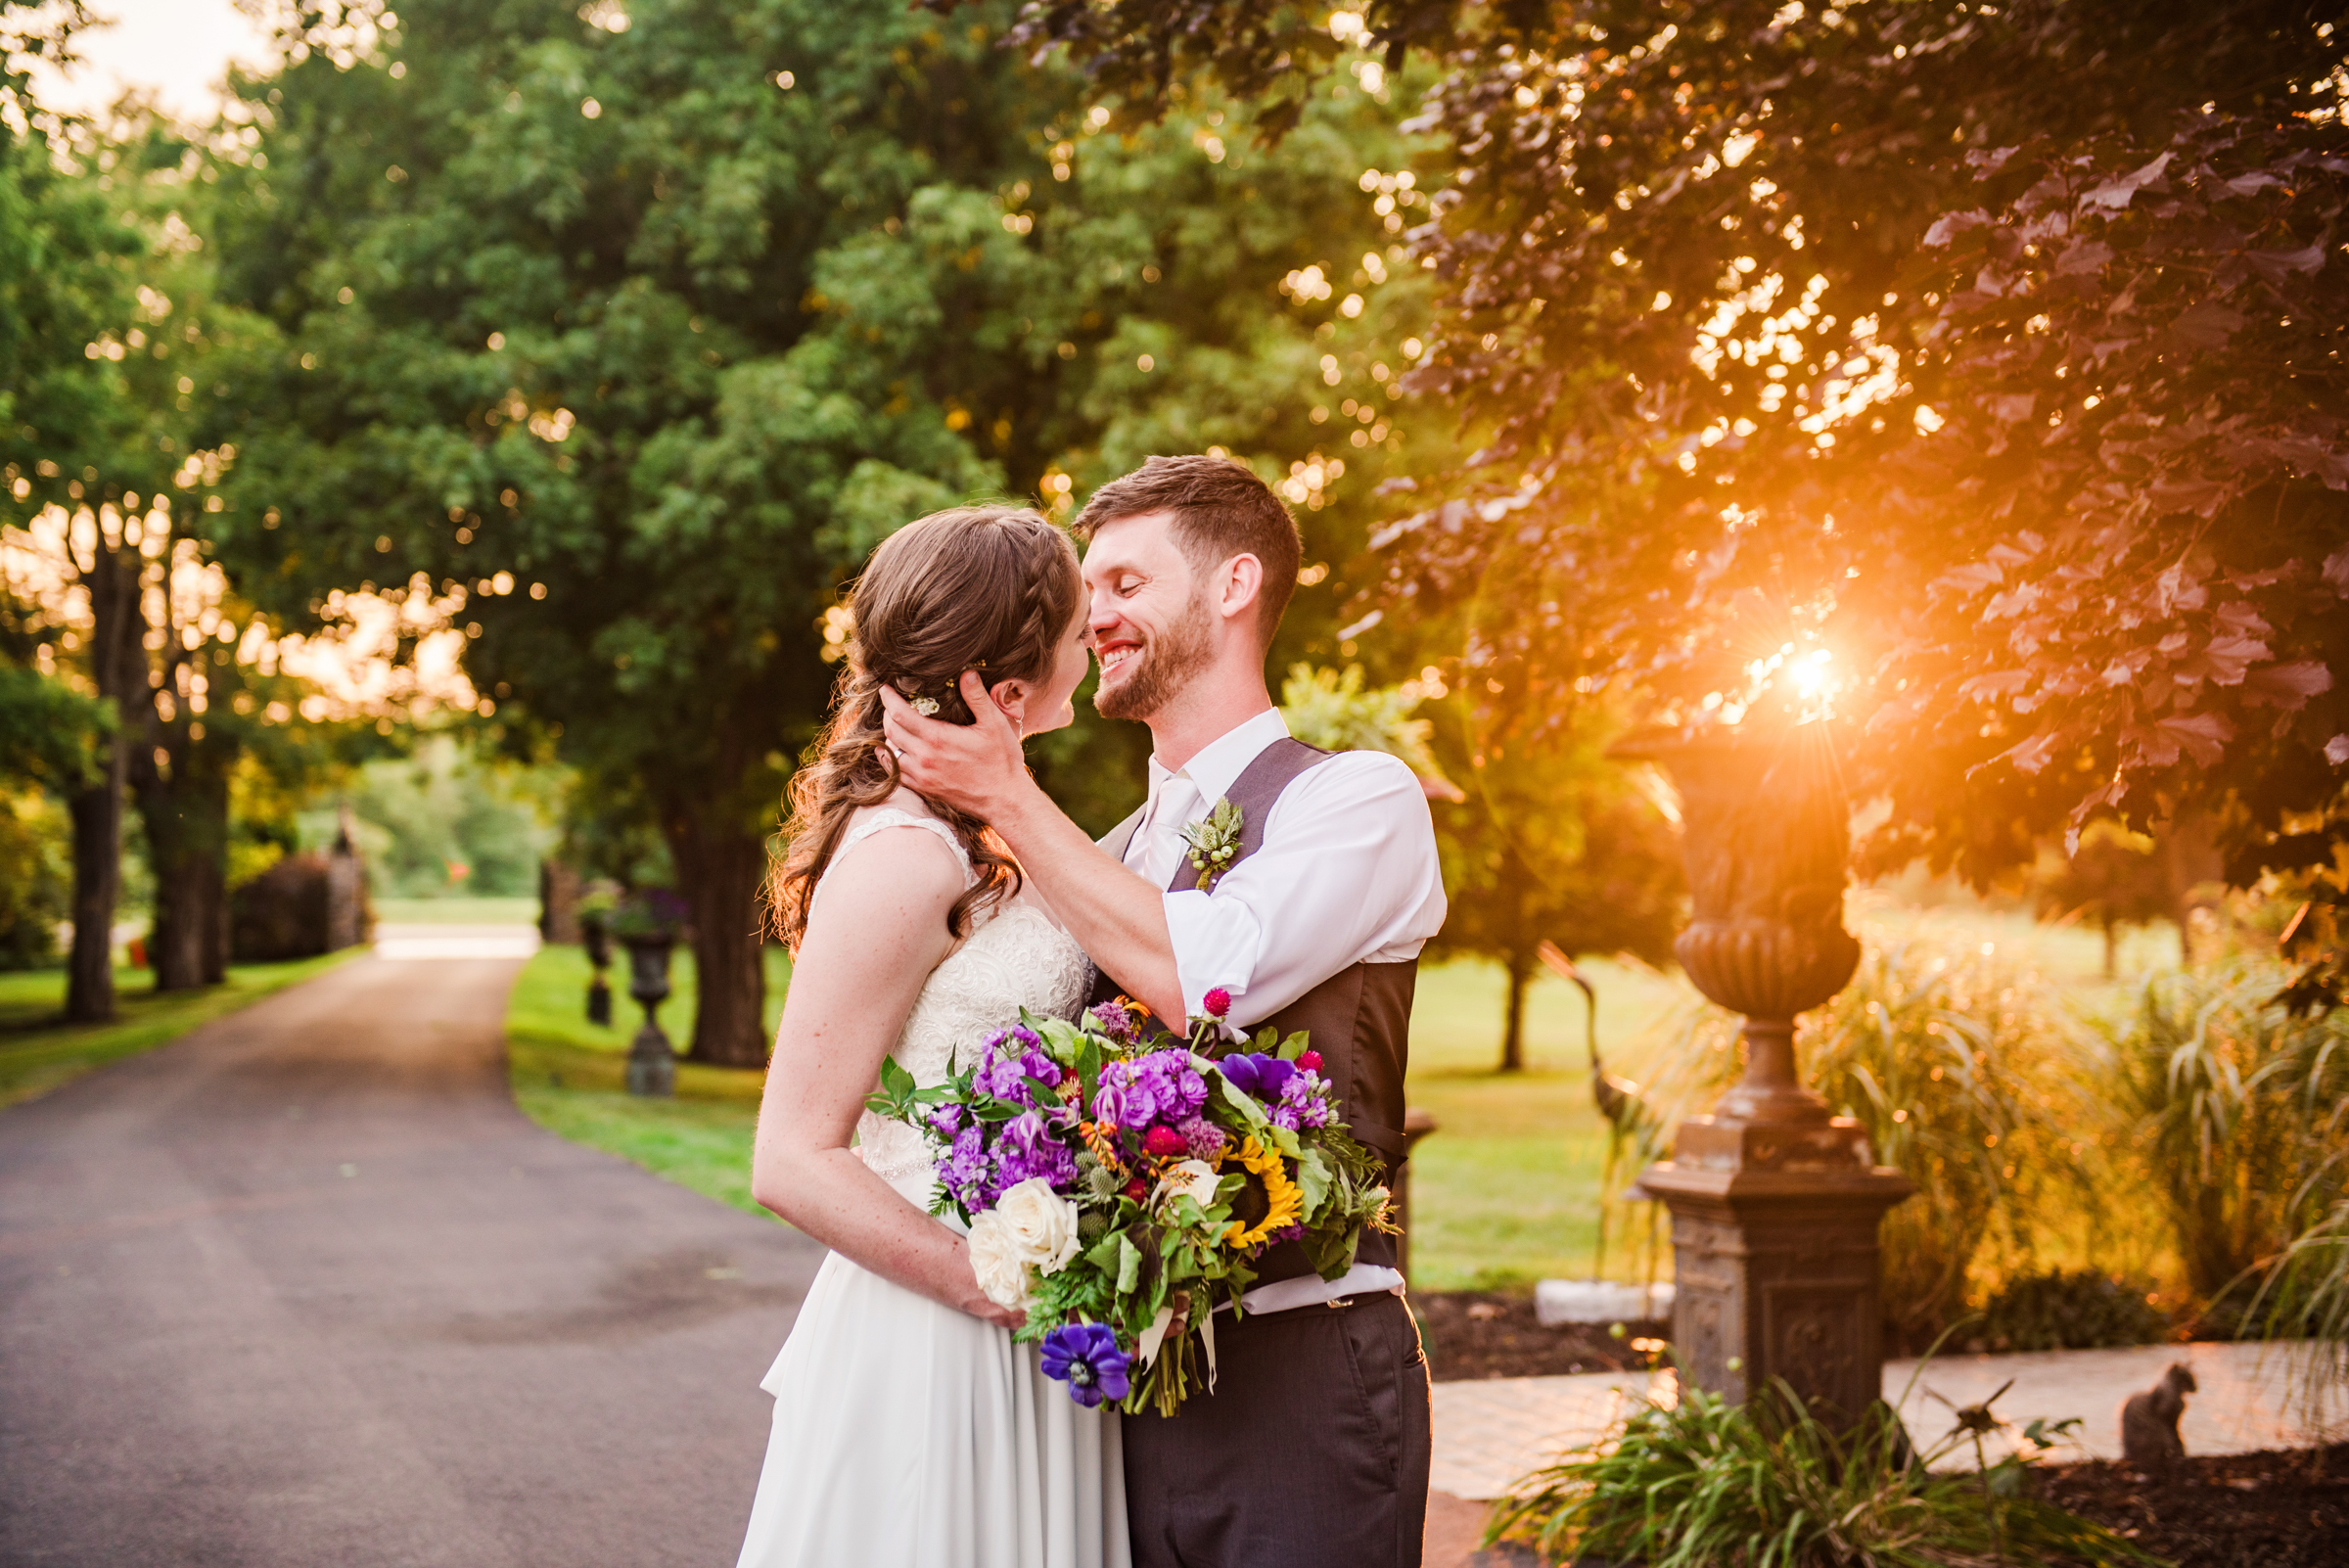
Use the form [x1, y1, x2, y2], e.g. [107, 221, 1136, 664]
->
[1039, 1322, 1130, 1407]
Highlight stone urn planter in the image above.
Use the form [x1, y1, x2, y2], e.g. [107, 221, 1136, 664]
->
[581, 908, 614, 1028]
[618, 934, 677, 1097]
[1619, 715, 1911, 1423]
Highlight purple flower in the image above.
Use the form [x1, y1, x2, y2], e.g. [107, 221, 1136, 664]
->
[1039, 1322, 1131, 1408]
[989, 1109, 1078, 1198]
[1177, 1117, 1227, 1160]
[937, 1125, 992, 1209]
[926, 1103, 966, 1140]
[1091, 1050, 1209, 1130]
[1279, 1071, 1334, 1130]
[1218, 1052, 1298, 1104]
[1251, 1222, 1304, 1257]
[974, 1039, 1061, 1106]
[1088, 1001, 1139, 1043]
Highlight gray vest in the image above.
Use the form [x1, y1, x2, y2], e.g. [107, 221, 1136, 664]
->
[1089, 737, 1417, 1283]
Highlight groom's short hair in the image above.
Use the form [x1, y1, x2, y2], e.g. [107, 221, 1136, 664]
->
[1072, 455, 1304, 645]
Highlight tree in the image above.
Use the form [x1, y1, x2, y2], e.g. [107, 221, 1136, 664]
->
[2031, 822, 2170, 978]
[1424, 699, 1683, 1073]
[1, 2, 148, 1016]
[3, 76, 347, 995]
[209, 0, 1443, 1063]
[989, 0, 2349, 984]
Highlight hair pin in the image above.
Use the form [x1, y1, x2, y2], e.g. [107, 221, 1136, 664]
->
[911, 696, 941, 716]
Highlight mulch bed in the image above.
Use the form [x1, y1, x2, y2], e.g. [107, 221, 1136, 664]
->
[1415, 1289, 1667, 1381]
[2043, 1443, 2349, 1568]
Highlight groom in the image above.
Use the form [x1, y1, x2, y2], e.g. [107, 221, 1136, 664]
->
[880, 454, 1444, 1567]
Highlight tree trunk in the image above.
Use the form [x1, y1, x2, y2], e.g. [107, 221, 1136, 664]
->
[63, 537, 147, 1023]
[2157, 807, 2226, 966]
[64, 762, 123, 1022]
[139, 733, 234, 992]
[2101, 916, 2118, 980]
[664, 810, 770, 1068]
[1499, 951, 1530, 1074]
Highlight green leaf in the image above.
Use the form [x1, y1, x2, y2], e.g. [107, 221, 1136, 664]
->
[1116, 1232, 1142, 1295]
[1296, 1146, 1333, 1216]
[1218, 1073, 1270, 1126]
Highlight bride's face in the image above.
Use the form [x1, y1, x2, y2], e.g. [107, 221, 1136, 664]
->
[993, 599, 1093, 737]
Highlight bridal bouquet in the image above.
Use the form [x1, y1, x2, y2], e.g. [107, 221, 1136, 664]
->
[864, 992, 1395, 1415]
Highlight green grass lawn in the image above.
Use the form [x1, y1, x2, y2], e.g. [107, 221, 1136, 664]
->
[506, 941, 786, 1221]
[0, 950, 362, 1108]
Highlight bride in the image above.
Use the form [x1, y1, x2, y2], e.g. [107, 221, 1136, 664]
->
[736, 504, 1128, 1568]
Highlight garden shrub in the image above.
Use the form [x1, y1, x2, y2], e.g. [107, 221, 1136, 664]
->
[0, 789, 70, 971]
[1974, 1268, 2170, 1352]
[1484, 1371, 2159, 1567]
[2086, 962, 2349, 1318]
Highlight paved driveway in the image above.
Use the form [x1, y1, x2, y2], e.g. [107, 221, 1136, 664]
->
[0, 945, 821, 1567]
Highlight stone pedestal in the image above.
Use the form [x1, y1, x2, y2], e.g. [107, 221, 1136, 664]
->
[1637, 1131, 1911, 1421]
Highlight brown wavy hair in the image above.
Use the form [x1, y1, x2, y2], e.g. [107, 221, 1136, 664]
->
[770, 504, 1082, 950]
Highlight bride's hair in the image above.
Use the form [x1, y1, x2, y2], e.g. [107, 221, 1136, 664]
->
[770, 504, 1082, 950]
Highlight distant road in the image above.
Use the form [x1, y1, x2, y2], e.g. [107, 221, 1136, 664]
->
[0, 935, 822, 1567]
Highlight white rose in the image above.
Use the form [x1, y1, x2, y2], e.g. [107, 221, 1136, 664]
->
[966, 1210, 1035, 1310]
[1153, 1159, 1222, 1214]
[993, 1176, 1082, 1276]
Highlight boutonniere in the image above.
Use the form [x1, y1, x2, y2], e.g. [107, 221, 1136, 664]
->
[1178, 798, 1244, 892]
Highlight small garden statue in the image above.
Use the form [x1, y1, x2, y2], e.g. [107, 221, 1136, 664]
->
[2119, 1362, 2196, 1466]
[611, 890, 688, 1097]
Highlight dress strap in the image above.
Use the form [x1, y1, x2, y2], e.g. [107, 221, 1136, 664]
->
[812, 808, 977, 911]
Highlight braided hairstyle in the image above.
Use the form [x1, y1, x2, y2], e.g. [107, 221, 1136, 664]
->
[771, 504, 1083, 950]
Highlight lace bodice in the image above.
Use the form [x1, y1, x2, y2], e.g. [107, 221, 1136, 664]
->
[816, 807, 1090, 1206]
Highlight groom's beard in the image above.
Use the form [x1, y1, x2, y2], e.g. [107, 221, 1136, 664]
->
[1095, 590, 1215, 722]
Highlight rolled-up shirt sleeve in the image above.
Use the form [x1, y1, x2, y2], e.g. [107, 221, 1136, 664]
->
[1161, 751, 1447, 1028]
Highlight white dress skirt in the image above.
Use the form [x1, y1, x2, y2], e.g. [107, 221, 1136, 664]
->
[735, 810, 1129, 1568]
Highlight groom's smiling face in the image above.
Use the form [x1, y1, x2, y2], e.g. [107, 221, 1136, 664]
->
[1082, 510, 1215, 721]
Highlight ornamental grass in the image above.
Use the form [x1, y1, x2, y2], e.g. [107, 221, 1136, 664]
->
[1483, 1372, 2165, 1568]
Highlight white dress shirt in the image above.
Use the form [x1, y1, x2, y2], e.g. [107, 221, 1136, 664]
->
[1116, 708, 1448, 1311]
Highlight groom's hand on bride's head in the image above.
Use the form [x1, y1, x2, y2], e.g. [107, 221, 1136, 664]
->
[879, 670, 1026, 813]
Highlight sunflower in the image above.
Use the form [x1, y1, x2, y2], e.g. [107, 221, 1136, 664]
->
[1221, 1135, 1303, 1252]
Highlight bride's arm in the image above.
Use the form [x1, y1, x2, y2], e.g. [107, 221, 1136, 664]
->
[749, 827, 1021, 1327]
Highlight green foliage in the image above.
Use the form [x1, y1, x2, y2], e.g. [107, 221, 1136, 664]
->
[0, 665, 110, 790]
[212, 0, 1439, 1055]
[330, 733, 557, 899]
[0, 787, 70, 969]
[2255, 1199, 2349, 1401]
[2087, 961, 2349, 1317]
[1805, 945, 2059, 1349]
[1277, 663, 1443, 781]
[1975, 1269, 2171, 1354]
[1484, 1374, 2159, 1568]
[1425, 698, 1683, 1071]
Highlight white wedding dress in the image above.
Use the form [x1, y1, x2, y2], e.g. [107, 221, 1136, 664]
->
[736, 807, 1130, 1568]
